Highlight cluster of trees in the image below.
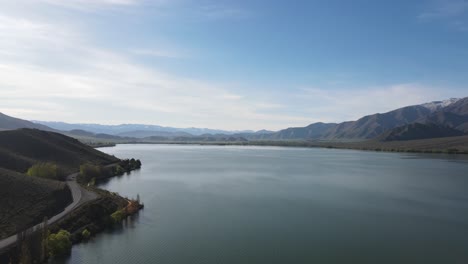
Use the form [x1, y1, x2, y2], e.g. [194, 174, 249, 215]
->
[15, 218, 49, 264]
[119, 158, 142, 172]
[26, 163, 66, 181]
[78, 159, 142, 184]
[78, 163, 102, 184]
[47, 230, 72, 257]
[14, 219, 73, 263]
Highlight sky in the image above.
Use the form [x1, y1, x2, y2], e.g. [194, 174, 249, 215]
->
[0, 0, 467, 131]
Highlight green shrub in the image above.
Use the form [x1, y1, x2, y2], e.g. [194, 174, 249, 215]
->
[47, 230, 72, 257]
[82, 229, 91, 240]
[111, 209, 126, 223]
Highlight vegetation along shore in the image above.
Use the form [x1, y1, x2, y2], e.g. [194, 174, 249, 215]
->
[0, 129, 143, 264]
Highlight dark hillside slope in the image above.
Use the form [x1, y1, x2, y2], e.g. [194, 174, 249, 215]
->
[0, 112, 54, 131]
[258, 104, 434, 140]
[378, 123, 466, 141]
[419, 112, 468, 132]
[323, 105, 432, 139]
[0, 168, 72, 238]
[0, 129, 118, 173]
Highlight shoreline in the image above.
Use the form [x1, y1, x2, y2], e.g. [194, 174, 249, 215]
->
[100, 138, 468, 155]
[1, 162, 143, 263]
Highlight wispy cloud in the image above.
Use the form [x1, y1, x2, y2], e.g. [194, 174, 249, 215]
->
[419, 0, 468, 20]
[295, 84, 455, 123]
[418, 0, 468, 31]
[38, 0, 142, 10]
[0, 0, 463, 131]
[0, 10, 304, 130]
[130, 48, 186, 59]
[196, 4, 251, 20]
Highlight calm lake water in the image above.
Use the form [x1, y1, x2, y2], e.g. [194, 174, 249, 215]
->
[60, 144, 468, 264]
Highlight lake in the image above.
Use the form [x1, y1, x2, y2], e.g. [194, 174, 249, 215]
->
[59, 144, 468, 263]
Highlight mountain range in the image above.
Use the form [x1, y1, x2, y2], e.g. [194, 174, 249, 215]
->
[246, 97, 468, 141]
[32, 121, 255, 137]
[1, 96, 467, 143]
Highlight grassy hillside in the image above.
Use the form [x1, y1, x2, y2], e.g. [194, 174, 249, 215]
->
[0, 129, 120, 239]
[0, 168, 72, 239]
[0, 129, 119, 174]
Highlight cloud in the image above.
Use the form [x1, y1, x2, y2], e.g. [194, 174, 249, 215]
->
[196, 4, 251, 20]
[0, 1, 463, 131]
[38, 0, 142, 10]
[295, 84, 457, 123]
[418, 0, 468, 31]
[418, 0, 468, 20]
[130, 48, 185, 59]
[0, 11, 305, 130]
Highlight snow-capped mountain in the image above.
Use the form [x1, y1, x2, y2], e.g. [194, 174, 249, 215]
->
[420, 98, 460, 112]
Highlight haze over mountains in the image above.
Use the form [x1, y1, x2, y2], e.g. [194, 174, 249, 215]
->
[1, 97, 467, 143]
[32, 121, 255, 137]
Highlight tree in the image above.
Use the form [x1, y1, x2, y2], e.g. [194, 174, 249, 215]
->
[79, 163, 102, 183]
[47, 230, 72, 257]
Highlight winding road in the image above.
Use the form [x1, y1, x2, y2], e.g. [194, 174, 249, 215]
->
[0, 172, 98, 253]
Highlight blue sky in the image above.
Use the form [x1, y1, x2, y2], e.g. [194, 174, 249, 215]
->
[0, 0, 467, 130]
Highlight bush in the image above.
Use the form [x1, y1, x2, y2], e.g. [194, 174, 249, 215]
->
[47, 230, 72, 257]
[27, 163, 65, 181]
[111, 209, 126, 223]
[82, 229, 91, 240]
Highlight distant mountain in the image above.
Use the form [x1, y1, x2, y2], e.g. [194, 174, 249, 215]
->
[67, 129, 96, 137]
[0, 112, 54, 131]
[442, 97, 468, 116]
[323, 105, 432, 139]
[5, 96, 468, 143]
[378, 123, 466, 141]
[117, 130, 193, 138]
[255, 97, 467, 141]
[258, 122, 337, 140]
[32, 121, 253, 136]
[420, 98, 460, 112]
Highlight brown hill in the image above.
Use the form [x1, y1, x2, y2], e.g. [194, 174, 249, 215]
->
[0, 129, 118, 174]
[0, 129, 119, 239]
[0, 168, 72, 239]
